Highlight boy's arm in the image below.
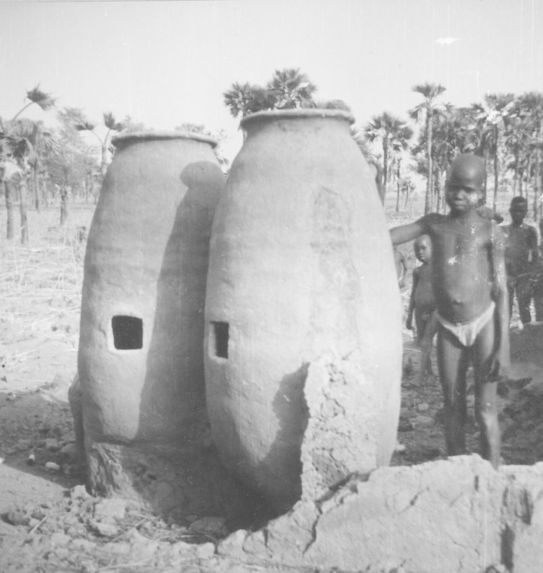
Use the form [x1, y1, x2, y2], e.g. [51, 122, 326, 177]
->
[490, 223, 510, 376]
[390, 218, 428, 245]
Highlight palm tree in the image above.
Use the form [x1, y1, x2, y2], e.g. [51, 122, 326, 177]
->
[390, 125, 414, 212]
[75, 111, 123, 176]
[223, 82, 274, 119]
[411, 83, 446, 213]
[351, 126, 384, 201]
[11, 85, 55, 122]
[504, 103, 530, 197]
[8, 119, 57, 211]
[224, 69, 318, 119]
[0, 155, 22, 240]
[266, 68, 317, 109]
[471, 93, 515, 211]
[365, 112, 411, 204]
[514, 93, 543, 217]
[0, 85, 55, 233]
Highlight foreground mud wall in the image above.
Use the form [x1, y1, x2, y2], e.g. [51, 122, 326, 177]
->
[219, 455, 543, 573]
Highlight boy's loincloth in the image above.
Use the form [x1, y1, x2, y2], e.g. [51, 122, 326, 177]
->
[436, 302, 495, 347]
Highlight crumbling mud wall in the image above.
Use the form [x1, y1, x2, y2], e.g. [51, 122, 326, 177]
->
[301, 353, 381, 501]
[219, 455, 543, 573]
[204, 109, 403, 512]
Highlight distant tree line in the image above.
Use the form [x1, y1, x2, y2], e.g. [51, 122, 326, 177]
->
[224, 71, 543, 220]
[0, 86, 146, 243]
[0, 87, 224, 245]
[2, 75, 542, 244]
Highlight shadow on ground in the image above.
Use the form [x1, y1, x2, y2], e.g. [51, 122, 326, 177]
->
[0, 388, 83, 513]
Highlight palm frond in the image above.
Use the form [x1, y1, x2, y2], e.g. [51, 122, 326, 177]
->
[26, 85, 56, 111]
[75, 121, 96, 132]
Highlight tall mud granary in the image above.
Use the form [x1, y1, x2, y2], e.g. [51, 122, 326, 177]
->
[204, 109, 403, 511]
[75, 131, 224, 511]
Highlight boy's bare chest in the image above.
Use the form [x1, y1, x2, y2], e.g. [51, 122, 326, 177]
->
[430, 223, 489, 262]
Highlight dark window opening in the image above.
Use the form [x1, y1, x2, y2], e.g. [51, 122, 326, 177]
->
[112, 316, 143, 350]
[212, 321, 229, 358]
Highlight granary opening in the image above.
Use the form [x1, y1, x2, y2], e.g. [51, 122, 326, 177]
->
[211, 321, 229, 358]
[112, 315, 143, 350]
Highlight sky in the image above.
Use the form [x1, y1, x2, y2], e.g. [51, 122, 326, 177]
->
[1, 0, 543, 161]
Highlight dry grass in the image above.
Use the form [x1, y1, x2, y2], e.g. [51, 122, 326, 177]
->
[0, 204, 95, 393]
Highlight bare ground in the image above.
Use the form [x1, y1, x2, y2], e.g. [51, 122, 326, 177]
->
[1, 204, 542, 572]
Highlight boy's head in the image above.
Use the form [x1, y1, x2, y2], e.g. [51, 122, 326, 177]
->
[509, 196, 528, 224]
[445, 154, 486, 214]
[414, 234, 432, 264]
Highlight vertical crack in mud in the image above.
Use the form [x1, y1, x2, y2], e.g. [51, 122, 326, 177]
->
[302, 504, 322, 555]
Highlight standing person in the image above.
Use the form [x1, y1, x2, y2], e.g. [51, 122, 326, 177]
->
[501, 196, 538, 325]
[406, 235, 437, 384]
[390, 154, 510, 468]
[533, 221, 543, 321]
[477, 201, 504, 224]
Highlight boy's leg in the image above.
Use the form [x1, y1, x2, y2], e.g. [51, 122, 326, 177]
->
[472, 318, 500, 468]
[516, 276, 533, 325]
[436, 326, 470, 455]
[419, 312, 438, 381]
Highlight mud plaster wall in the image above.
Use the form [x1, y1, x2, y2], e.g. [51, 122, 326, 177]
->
[204, 112, 403, 511]
[219, 455, 543, 573]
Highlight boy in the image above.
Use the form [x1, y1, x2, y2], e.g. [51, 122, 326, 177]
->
[390, 154, 510, 468]
[406, 235, 437, 384]
[501, 196, 538, 325]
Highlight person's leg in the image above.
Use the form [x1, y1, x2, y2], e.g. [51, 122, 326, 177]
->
[507, 282, 514, 323]
[436, 326, 470, 455]
[472, 317, 500, 468]
[419, 312, 438, 381]
[415, 312, 430, 383]
[533, 276, 543, 321]
[516, 276, 533, 325]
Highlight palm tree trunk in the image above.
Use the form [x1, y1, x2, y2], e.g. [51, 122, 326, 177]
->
[33, 164, 40, 212]
[60, 185, 69, 226]
[41, 173, 49, 207]
[425, 110, 432, 214]
[534, 150, 541, 221]
[492, 128, 499, 212]
[382, 139, 389, 204]
[525, 155, 532, 200]
[513, 148, 520, 196]
[19, 177, 29, 245]
[493, 154, 499, 212]
[395, 158, 401, 212]
[100, 140, 108, 177]
[5, 181, 15, 239]
[482, 152, 489, 204]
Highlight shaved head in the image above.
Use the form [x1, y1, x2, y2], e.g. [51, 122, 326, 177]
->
[414, 234, 431, 248]
[447, 154, 486, 189]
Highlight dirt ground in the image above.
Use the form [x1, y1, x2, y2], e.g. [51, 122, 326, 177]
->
[1, 204, 543, 572]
